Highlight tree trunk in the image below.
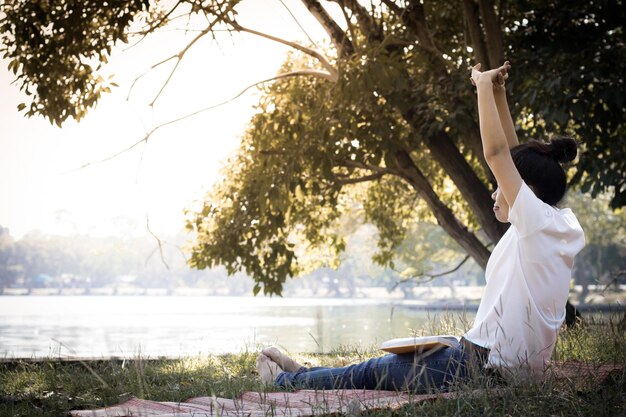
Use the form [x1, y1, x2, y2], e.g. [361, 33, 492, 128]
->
[394, 150, 491, 268]
[424, 131, 508, 243]
[300, 0, 354, 56]
[338, 0, 380, 41]
[462, 0, 490, 68]
[389, 2, 506, 244]
[477, 0, 504, 67]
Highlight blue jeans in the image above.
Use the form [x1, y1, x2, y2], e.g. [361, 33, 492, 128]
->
[275, 339, 483, 393]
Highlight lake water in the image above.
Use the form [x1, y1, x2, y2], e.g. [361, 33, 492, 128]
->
[0, 296, 476, 358]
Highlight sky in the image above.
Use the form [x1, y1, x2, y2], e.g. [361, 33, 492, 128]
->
[0, 0, 336, 239]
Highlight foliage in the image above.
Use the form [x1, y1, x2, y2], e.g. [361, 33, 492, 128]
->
[186, 51, 419, 294]
[0, 0, 151, 126]
[567, 191, 626, 293]
[184, 1, 624, 293]
[2, 1, 625, 294]
[504, 0, 626, 208]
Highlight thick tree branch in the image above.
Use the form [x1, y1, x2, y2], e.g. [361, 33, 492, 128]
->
[424, 131, 507, 241]
[391, 254, 471, 289]
[466, 120, 494, 181]
[393, 149, 491, 268]
[389, 74, 506, 243]
[477, 0, 504, 67]
[336, 2, 360, 54]
[334, 0, 380, 41]
[300, 0, 355, 57]
[381, 0, 403, 17]
[403, 1, 443, 58]
[462, 0, 490, 68]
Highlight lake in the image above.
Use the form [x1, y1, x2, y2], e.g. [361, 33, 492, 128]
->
[0, 296, 476, 358]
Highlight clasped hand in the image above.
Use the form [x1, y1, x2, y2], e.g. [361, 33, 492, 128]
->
[470, 61, 511, 91]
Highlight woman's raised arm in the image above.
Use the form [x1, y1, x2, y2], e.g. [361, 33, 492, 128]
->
[492, 62, 519, 149]
[471, 62, 522, 207]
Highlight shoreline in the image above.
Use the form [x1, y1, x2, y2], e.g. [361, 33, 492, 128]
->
[1, 287, 623, 312]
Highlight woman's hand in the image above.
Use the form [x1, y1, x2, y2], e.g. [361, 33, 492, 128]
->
[471, 61, 510, 91]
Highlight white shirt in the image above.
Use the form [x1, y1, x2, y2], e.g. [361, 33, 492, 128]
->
[464, 182, 585, 375]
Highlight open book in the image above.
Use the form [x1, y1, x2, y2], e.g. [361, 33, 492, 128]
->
[380, 335, 458, 354]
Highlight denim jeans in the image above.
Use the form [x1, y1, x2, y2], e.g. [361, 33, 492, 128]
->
[274, 339, 485, 393]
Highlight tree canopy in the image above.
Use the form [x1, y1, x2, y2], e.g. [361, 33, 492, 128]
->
[1, 0, 624, 295]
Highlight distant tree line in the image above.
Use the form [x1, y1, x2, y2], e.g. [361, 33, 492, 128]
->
[0, 220, 483, 296]
[0, 227, 219, 291]
[1, 188, 623, 299]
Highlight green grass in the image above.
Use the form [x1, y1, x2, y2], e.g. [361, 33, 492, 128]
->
[1, 313, 624, 417]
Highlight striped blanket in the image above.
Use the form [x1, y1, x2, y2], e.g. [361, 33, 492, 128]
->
[70, 362, 622, 417]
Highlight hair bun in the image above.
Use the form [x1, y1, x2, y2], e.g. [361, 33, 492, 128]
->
[549, 137, 577, 163]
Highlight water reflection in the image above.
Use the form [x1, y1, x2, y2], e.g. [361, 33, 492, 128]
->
[0, 296, 475, 358]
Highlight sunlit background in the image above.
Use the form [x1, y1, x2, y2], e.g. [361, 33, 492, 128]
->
[0, 0, 333, 239]
[0, 1, 623, 359]
[2, 0, 444, 358]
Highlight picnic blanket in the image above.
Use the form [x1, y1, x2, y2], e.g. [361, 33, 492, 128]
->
[70, 361, 623, 417]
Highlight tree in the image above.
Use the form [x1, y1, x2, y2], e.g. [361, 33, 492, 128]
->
[1, 1, 624, 296]
[0, 226, 18, 288]
[568, 191, 626, 298]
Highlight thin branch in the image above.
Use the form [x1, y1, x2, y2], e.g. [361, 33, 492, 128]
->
[125, 47, 180, 101]
[148, 20, 221, 107]
[123, 2, 186, 52]
[129, 27, 228, 35]
[381, 0, 403, 17]
[230, 21, 338, 81]
[335, 172, 386, 184]
[146, 217, 170, 271]
[334, 158, 394, 174]
[64, 136, 148, 173]
[134, 134, 149, 183]
[139, 1, 185, 36]
[391, 254, 471, 290]
[128, 2, 238, 105]
[602, 270, 625, 294]
[68, 70, 333, 172]
[337, 2, 360, 54]
[279, 0, 317, 46]
[334, 0, 379, 41]
[126, 55, 176, 101]
[128, 5, 339, 105]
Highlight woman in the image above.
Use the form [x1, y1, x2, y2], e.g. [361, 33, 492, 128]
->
[256, 62, 585, 391]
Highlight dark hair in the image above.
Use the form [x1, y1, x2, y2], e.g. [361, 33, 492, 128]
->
[510, 137, 578, 206]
